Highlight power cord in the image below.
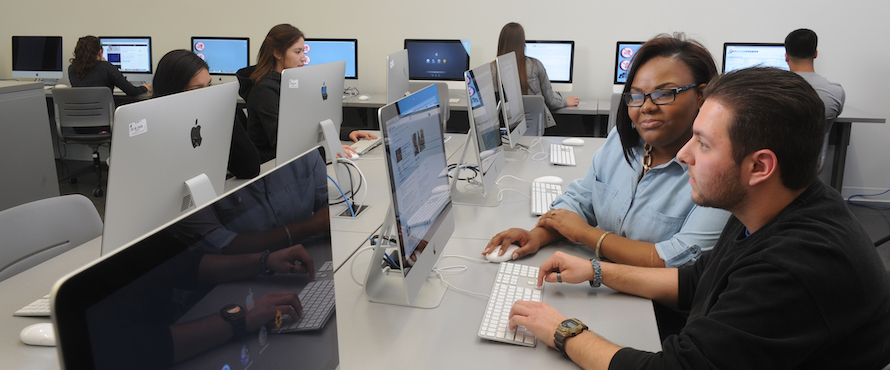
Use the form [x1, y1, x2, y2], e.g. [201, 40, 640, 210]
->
[327, 174, 355, 217]
[847, 188, 890, 210]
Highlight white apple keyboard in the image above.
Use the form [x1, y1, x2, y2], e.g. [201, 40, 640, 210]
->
[350, 137, 382, 155]
[478, 262, 542, 346]
[531, 182, 562, 216]
[550, 144, 576, 166]
[15, 294, 51, 317]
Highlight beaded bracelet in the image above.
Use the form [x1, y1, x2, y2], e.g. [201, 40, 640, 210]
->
[589, 258, 603, 288]
[258, 250, 275, 276]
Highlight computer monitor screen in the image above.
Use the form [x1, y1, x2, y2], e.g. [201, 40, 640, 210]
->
[11, 36, 63, 81]
[496, 51, 527, 148]
[403, 39, 470, 81]
[368, 84, 454, 307]
[101, 82, 238, 255]
[98, 37, 152, 75]
[53, 150, 338, 369]
[722, 43, 788, 73]
[614, 41, 644, 85]
[524, 40, 574, 83]
[303, 38, 358, 79]
[191, 37, 249, 75]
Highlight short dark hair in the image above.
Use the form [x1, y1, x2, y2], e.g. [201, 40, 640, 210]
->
[704, 67, 825, 190]
[152, 50, 209, 98]
[616, 33, 718, 166]
[785, 28, 818, 59]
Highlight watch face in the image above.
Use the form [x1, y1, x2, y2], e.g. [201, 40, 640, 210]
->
[562, 320, 579, 329]
[227, 305, 242, 314]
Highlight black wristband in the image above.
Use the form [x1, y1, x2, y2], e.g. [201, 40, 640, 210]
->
[258, 250, 275, 276]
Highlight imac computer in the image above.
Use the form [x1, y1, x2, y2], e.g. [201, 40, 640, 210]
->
[53, 150, 338, 369]
[366, 84, 454, 308]
[404, 39, 470, 90]
[277, 61, 352, 198]
[386, 49, 410, 104]
[11, 36, 63, 85]
[495, 51, 527, 148]
[524, 40, 574, 92]
[613, 41, 644, 93]
[191, 37, 249, 83]
[449, 61, 506, 207]
[98, 36, 153, 83]
[722, 43, 788, 73]
[101, 83, 238, 255]
[303, 38, 358, 80]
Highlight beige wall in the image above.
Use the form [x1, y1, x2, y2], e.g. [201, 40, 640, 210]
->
[3, 0, 888, 199]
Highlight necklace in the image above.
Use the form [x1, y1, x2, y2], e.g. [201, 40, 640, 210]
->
[642, 143, 653, 175]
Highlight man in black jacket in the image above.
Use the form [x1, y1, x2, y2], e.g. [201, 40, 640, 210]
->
[510, 67, 890, 369]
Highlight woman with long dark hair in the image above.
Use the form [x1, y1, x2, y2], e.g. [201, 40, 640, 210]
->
[68, 35, 151, 96]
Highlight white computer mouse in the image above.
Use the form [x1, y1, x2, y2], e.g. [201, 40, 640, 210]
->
[534, 176, 564, 185]
[20, 322, 56, 346]
[358, 95, 370, 101]
[54, 84, 68, 89]
[562, 138, 585, 146]
[485, 245, 520, 263]
[348, 152, 360, 160]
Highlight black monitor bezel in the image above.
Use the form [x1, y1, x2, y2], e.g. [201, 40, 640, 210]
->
[613, 41, 645, 85]
[524, 39, 575, 84]
[189, 36, 250, 76]
[403, 39, 471, 82]
[11, 35, 64, 73]
[97, 36, 154, 75]
[302, 38, 359, 80]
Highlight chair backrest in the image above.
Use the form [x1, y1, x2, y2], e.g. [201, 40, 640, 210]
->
[51, 87, 114, 137]
[0, 194, 103, 282]
[607, 92, 622, 133]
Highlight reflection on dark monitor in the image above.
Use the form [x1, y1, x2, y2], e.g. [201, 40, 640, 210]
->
[613, 41, 644, 85]
[496, 51, 527, 148]
[190, 37, 249, 76]
[303, 38, 358, 79]
[11, 36, 63, 83]
[53, 150, 338, 369]
[101, 83, 238, 255]
[525, 40, 574, 91]
[366, 84, 454, 308]
[403, 39, 470, 89]
[450, 61, 506, 206]
[98, 36, 153, 82]
[722, 43, 788, 73]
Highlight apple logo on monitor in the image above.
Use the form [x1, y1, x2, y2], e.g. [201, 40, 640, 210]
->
[321, 83, 328, 101]
[191, 119, 202, 148]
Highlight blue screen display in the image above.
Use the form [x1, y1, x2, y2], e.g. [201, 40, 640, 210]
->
[303, 39, 358, 79]
[192, 38, 249, 75]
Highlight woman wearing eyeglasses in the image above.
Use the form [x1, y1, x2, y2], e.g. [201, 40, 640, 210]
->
[485, 34, 730, 269]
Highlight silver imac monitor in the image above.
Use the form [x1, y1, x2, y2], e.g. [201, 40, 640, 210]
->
[495, 51, 527, 148]
[11, 36, 64, 84]
[303, 38, 358, 79]
[449, 60, 506, 207]
[277, 61, 349, 186]
[386, 49, 410, 104]
[613, 41, 644, 92]
[53, 150, 338, 369]
[190, 37, 249, 83]
[101, 82, 238, 255]
[366, 84, 454, 308]
[98, 36, 153, 83]
[722, 43, 788, 73]
[524, 40, 574, 92]
[403, 39, 471, 90]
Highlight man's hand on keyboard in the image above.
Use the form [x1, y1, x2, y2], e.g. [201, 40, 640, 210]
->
[348, 130, 378, 142]
[246, 291, 302, 332]
[536, 251, 595, 287]
[508, 300, 566, 348]
[269, 245, 316, 279]
[535, 209, 593, 245]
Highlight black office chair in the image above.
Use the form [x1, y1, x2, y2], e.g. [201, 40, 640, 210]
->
[52, 87, 114, 197]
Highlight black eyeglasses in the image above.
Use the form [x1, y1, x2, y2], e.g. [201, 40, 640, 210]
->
[623, 83, 699, 107]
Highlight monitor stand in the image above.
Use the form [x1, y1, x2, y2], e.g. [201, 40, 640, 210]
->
[448, 134, 500, 207]
[363, 207, 447, 308]
[184, 173, 217, 210]
[320, 119, 367, 217]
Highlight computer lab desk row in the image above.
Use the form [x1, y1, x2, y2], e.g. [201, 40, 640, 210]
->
[328, 135, 663, 369]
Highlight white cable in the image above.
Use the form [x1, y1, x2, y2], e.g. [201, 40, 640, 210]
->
[528, 137, 549, 161]
[497, 188, 531, 202]
[496, 174, 531, 185]
[349, 245, 377, 287]
[337, 157, 369, 210]
[430, 255, 493, 298]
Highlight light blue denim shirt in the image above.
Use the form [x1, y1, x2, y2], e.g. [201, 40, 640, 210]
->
[551, 128, 731, 267]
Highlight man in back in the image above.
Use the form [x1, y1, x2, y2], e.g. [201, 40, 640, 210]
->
[785, 28, 846, 170]
[509, 67, 890, 369]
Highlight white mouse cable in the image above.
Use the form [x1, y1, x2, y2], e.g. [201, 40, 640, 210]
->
[432, 255, 494, 298]
[337, 157, 369, 211]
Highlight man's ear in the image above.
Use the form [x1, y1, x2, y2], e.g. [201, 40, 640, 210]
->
[746, 149, 778, 187]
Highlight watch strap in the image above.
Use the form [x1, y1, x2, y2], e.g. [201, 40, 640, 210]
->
[554, 318, 588, 354]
